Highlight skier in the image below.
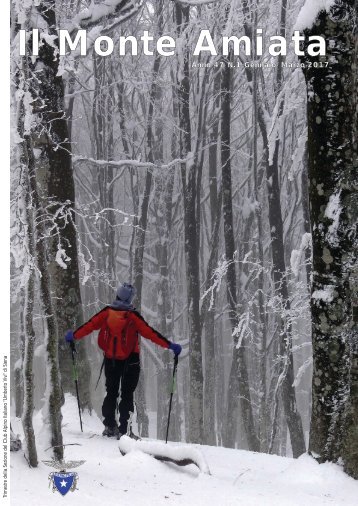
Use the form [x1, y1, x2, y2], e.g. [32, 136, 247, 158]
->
[65, 282, 182, 438]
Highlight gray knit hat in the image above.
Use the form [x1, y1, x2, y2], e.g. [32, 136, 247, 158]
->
[116, 282, 136, 303]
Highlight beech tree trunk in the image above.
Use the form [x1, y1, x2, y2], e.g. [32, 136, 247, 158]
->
[28, 141, 64, 461]
[221, 53, 260, 452]
[92, 55, 116, 301]
[15, 292, 25, 418]
[252, 65, 269, 451]
[202, 75, 221, 445]
[133, 5, 164, 436]
[19, 62, 63, 461]
[175, 3, 204, 444]
[20, 142, 38, 467]
[301, 145, 312, 287]
[155, 171, 176, 440]
[301, 1, 358, 479]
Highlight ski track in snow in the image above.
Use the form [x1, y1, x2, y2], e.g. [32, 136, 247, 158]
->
[11, 395, 358, 506]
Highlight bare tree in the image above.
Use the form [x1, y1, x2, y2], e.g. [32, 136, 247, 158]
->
[19, 151, 38, 468]
[175, 2, 204, 443]
[220, 47, 260, 451]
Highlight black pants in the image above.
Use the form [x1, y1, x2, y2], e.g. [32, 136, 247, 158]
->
[102, 352, 140, 433]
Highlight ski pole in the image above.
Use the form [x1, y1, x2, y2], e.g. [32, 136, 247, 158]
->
[95, 356, 105, 391]
[70, 340, 83, 432]
[165, 354, 178, 444]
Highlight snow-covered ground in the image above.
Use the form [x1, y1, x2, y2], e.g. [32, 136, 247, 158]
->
[11, 395, 358, 506]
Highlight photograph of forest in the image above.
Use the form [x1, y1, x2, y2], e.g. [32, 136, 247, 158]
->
[8, 1, 357, 504]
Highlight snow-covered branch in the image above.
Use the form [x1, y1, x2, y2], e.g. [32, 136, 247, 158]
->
[174, 0, 221, 5]
[293, 357, 313, 387]
[73, 155, 187, 171]
[66, 0, 143, 34]
[295, 0, 336, 31]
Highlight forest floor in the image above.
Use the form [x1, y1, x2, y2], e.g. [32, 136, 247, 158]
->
[10, 394, 358, 506]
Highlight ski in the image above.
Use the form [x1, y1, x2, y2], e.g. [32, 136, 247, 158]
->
[88, 428, 141, 440]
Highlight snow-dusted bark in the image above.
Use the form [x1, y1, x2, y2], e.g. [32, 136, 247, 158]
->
[30, 146, 64, 462]
[132, 5, 165, 436]
[252, 66, 269, 452]
[16, 50, 64, 460]
[152, 81, 177, 439]
[202, 75, 221, 445]
[92, 55, 116, 301]
[154, 171, 178, 440]
[16, 52, 38, 468]
[175, 3, 204, 444]
[300, 0, 358, 479]
[133, 38, 162, 310]
[20, 169, 38, 468]
[301, 145, 312, 287]
[220, 49, 260, 452]
[14, 292, 25, 418]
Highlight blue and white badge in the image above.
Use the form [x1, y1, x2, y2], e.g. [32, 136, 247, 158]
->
[43, 458, 85, 496]
[50, 471, 77, 496]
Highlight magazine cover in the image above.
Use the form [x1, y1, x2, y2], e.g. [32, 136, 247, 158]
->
[4, 0, 357, 504]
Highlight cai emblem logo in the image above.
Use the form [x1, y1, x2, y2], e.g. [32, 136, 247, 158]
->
[43, 458, 85, 496]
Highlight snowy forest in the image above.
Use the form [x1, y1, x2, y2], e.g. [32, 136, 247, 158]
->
[9, 0, 357, 487]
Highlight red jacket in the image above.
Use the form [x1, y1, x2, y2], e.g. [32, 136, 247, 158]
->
[74, 307, 170, 359]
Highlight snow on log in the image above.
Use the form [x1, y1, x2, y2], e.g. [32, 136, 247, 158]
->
[118, 436, 211, 474]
